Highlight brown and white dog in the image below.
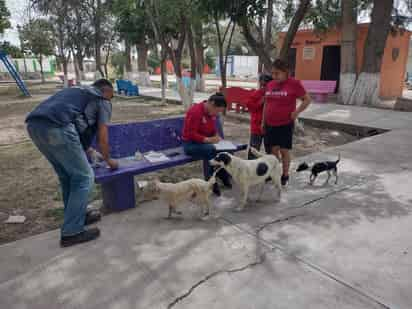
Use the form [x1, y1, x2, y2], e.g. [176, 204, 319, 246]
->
[210, 148, 282, 211]
[148, 169, 222, 220]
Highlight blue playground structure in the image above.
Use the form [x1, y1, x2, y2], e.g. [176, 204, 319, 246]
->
[0, 50, 31, 97]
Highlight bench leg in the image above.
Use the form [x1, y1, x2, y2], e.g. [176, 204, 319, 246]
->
[101, 176, 136, 211]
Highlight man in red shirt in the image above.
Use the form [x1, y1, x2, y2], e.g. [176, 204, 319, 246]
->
[182, 93, 230, 195]
[260, 59, 311, 186]
[246, 74, 272, 159]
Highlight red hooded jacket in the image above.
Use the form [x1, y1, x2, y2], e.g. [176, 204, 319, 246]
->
[246, 88, 265, 136]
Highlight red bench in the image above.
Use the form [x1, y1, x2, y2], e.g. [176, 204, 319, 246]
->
[221, 87, 255, 113]
[301, 80, 337, 103]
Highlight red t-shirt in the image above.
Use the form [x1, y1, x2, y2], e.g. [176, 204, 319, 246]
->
[182, 101, 217, 143]
[246, 89, 265, 135]
[264, 78, 306, 126]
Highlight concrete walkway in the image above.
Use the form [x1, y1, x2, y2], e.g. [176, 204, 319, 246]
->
[1, 88, 412, 309]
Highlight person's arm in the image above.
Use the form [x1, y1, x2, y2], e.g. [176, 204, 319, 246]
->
[97, 124, 118, 170]
[185, 112, 220, 143]
[96, 100, 118, 170]
[246, 89, 265, 113]
[291, 93, 311, 121]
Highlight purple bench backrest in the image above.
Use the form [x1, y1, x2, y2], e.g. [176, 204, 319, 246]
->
[105, 116, 223, 159]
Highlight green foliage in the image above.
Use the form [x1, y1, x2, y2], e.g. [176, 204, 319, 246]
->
[111, 0, 153, 44]
[205, 49, 216, 69]
[305, 0, 341, 34]
[147, 52, 160, 70]
[0, 42, 24, 58]
[19, 19, 55, 59]
[111, 51, 127, 78]
[0, 0, 10, 34]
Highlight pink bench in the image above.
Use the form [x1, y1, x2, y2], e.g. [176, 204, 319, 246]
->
[301, 80, 337, 103]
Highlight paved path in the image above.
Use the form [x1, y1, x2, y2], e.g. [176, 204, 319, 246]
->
[1, 87, 412, 308]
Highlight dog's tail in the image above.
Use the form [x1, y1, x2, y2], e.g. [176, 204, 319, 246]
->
[336, 153, 341, 164]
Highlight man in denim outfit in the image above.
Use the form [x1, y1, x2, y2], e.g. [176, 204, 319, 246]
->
[26, 79, 118, 247]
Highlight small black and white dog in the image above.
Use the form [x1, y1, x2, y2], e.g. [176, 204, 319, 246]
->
[296, 154, 341, 185]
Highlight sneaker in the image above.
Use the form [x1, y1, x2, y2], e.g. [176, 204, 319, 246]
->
[60, 228, 100, 248]
[85, 211, 101, 225]
[212, 183, 221, 197]
[281, 175, 289, 186]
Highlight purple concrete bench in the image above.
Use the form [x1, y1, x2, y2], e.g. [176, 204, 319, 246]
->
[93, 116, 247, 211]
[301, 80, 337, 103]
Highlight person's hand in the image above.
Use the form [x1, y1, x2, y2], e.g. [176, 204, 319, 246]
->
[290, 111, 299, 121]
[205, 136, 221, 144]
[107, 159, 119, 170]
[261, 123, 266, 134]
[88, 148, 104, 164]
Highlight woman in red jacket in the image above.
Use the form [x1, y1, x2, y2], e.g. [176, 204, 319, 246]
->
[254, 59, 311, 186]
[182, 93, 231, 195]
[246, 74, 273, 159]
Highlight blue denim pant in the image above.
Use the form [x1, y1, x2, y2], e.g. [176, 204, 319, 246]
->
[183, 142, 217, 180]
[27, 121, 94, 237]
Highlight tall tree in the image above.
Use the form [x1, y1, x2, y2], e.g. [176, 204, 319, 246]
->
[19, 18, 55, 83]
[339, 0, 358, 104]
[146, 0, 197, 108]
[66, 2, 93, 84]
[237, 0, 277, 72]
[0, 0, 11, 35]
[349, 0, 395, 106]
[278, 0, 311, 61]
[31, 0, 73, 87]
[199, 0, 239, 89]
[112, 0, 153, 85]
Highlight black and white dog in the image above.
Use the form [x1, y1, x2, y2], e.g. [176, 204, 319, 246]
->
[296, 154, 341, 185]
[210, 148, 282, 211]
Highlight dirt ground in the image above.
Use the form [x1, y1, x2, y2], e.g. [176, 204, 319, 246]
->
[0, 93, 358, 244]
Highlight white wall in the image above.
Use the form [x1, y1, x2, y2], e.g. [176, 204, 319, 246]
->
[232, 56, 259, 77]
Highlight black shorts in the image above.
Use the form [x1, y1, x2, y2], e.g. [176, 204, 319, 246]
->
[264, 123, 294, 150]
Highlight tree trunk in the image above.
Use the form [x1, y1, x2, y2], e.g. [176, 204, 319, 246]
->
[193, 22, 205, 92]
[215, 15, 236, 89]
[339, 0, 358, 105]
[137, 43, 151, 86]
[160, 50, 168, 104]
[263, 0, 274, 72]
[125, 39, 133, 80]
[73, 54, 82, 85]
[76, 53, 86, 81]
[239, 18, 272, 70]
[278, 0, 311, 61]
[94, 0, 104, 78]
[104, 47, 110, 79]
[62, 58, 69, 88]
[38, 55, 45, 84]
[185, 24, 197, 108]
[349, 0, 394, 106]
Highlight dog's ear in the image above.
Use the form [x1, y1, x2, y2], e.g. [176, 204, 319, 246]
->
[220, 153, 232, 166]
[213, 153, 231, 165]
[296, 162, 309, 172]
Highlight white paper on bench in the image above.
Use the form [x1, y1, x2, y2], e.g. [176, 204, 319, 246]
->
[144, 151, 170, 163]
[214, 140, 237, 151]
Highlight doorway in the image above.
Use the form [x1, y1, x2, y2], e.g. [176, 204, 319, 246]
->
[320, 45, 340, 92]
